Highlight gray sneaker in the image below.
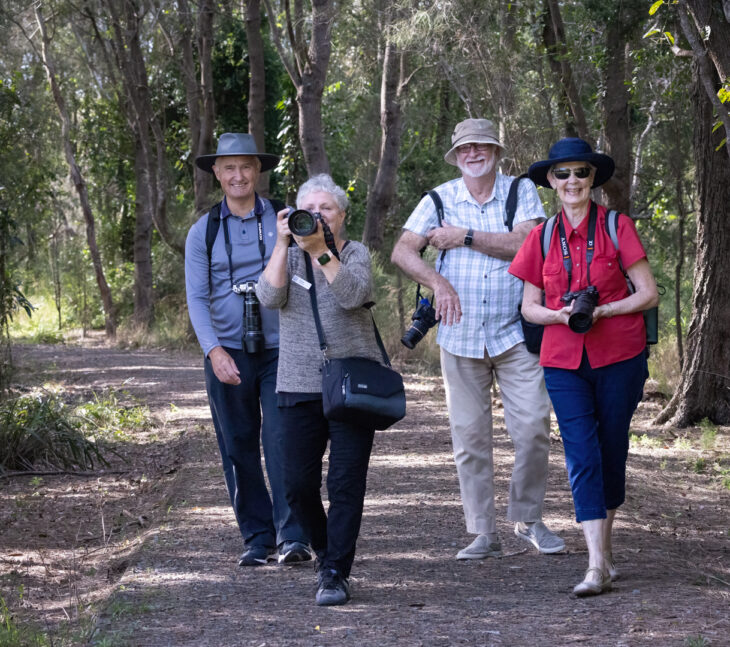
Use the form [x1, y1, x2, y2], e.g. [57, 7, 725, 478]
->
[456, 534, 503, 560]
[514, 521, 565, 554]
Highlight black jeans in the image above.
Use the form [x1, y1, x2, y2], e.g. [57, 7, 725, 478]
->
[278, 398, 375, 578]
[204, 348, 306, 549]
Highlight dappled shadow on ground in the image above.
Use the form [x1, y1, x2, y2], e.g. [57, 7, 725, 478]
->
[2, 343, 729, 646]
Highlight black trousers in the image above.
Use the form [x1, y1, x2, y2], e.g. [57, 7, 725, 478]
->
[278, 398, 375, 578]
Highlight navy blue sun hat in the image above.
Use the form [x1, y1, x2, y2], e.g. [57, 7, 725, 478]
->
[195, 133, 280, 173]
[528, 138, 615, 188]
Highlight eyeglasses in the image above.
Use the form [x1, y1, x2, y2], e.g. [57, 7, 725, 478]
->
[455, 143, 493, 154]
[551, 166, 592, 180]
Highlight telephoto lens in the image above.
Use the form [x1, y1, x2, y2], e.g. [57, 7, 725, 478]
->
[567, 286, 599, 333]
[242, 281, 265, 353]
[288, 209, 319, 237]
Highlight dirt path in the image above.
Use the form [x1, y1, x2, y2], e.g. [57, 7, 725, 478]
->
[2, 341, 729, 646]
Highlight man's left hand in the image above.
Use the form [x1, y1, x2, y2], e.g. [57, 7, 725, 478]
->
[427, 222, 468, 250]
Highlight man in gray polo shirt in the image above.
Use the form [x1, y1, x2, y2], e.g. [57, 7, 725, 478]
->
[185, 133, 309, 566]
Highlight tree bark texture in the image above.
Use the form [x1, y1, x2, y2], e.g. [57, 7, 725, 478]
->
[35, 6, 117, 338]
[601, 21, 631, 214]
[245, 0, 272, 197]
[133, 140, 154, 327]
[657, 62, 730, 426]
[177, 0, 216, 216]
[263, 0, 334, 175]
[363, 40, 405, 250]
[542, 0, 590, 141]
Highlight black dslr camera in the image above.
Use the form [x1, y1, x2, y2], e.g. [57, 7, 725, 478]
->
[561, 285, 599, 333]
[287, 209, 322, 237]
[232, 281, 264, 353]
[401, 298, 438, 349]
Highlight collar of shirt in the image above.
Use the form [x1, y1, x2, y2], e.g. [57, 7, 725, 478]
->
[221, 194, 265, 221]
[454, 175, 508, 208]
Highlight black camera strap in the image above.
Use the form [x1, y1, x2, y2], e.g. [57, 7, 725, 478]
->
[557, 201, 598, 292]
[222, 204, 268, 287]
[303, 253, 391, 367]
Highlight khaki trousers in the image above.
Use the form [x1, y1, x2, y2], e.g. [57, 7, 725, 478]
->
[440, 343, 552, 535]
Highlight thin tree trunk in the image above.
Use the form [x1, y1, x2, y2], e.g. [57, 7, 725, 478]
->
[363, 40, 406, 249]
[245, 0, 272, 196]
[601, 23, 631, 214]
[133, 141, 154, 327]
[543, 0, 590, 140]
[35, 6, 116, 338]
[263, 0, 334, 175]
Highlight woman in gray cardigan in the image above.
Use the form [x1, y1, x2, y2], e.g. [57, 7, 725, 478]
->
[256, 174, 381, 607]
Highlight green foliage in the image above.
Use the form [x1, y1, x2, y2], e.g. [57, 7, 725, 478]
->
[0, 392, 109, 473]
[75, 389, 152, 440]
[699, 419, 717, 451]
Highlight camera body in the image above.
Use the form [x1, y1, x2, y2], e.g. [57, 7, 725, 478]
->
[288, 209, 322, 237]
[561, 285, 599, 333]
[401, 298, 438, 349]
[233, 281, 264, 353]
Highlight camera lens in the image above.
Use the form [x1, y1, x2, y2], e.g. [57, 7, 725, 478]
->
[288, 209, 318, 237]
[568, 289, 598, 334]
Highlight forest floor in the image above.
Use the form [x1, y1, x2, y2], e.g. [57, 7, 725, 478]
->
[1, 336, 729, 647]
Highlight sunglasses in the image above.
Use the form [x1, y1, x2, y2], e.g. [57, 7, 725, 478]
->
[551, 166, 592, 180]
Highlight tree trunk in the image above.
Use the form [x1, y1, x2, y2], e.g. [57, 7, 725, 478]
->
[674, 176, 686, 369]
[656, 62, 730, 426]
[542, 0, 589, 140]
[35, 6, 117, 338]
[363, 40, 405, 249]
[133, 141, 154, 327]
[601, 22, 631, 214]
[263, 0, 334, 175]
[177, 0, 216, 216]
[245, 0, 272, 196]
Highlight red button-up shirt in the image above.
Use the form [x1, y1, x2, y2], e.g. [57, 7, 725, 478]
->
[509, 202, 647, 369]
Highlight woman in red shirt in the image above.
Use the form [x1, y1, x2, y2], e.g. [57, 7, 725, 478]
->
[509, 138, 658, 597]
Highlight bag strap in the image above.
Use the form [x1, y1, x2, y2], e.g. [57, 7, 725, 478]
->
[303, 253, 391, 367]
[540, 214, 557, 259]
[504, 173, 528, 232]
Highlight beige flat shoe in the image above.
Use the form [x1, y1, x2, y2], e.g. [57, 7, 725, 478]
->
[573, 567, 612, 597]
[606, 555, 620, 582]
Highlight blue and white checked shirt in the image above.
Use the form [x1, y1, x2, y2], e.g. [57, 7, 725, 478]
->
[402, 173, 546, 359]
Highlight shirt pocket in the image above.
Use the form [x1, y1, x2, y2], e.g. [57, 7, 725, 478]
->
[591, 255, 629, 299]
[542, 261, 565, 305]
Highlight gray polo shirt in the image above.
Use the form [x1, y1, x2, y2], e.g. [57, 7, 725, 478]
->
[185, 195, 280, 356]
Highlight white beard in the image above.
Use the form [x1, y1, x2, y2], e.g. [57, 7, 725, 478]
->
[458, 158, 494, 179]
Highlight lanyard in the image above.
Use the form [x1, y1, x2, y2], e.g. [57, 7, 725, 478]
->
[221, 207, 266, 287]
[556, 202, 598, 290]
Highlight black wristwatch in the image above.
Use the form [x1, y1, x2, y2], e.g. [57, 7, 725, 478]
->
[464, 228, 474, 247]
[317, 251, 332, 266]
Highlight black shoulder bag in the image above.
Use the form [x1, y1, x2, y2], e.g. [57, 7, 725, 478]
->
[303, 253, 406, 431]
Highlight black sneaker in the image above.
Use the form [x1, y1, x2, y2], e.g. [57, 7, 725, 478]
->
[238, 545, 274, 567]
[278, 541, 312, 564]
[315, 568, 351, 606]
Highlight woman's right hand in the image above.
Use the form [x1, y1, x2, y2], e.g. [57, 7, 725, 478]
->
[275, 208, 292, 247]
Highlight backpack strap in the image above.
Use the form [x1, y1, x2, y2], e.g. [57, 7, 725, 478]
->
[540, 214, 558, 259]
[205, 202, 223, 265]
[504, 173, 528, 232]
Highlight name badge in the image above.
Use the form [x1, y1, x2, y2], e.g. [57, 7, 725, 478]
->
[292, 275, 312, 290]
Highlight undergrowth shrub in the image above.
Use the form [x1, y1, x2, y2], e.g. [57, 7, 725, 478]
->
[0, 392, 108, 473]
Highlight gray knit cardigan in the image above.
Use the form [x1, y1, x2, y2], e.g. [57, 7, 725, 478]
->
[255, 242, 383, 394]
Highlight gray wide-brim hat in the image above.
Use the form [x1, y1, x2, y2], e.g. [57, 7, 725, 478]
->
[444, 118, 506, 166]
[528, 137, 615, 188]
[195, 132, 280, 173]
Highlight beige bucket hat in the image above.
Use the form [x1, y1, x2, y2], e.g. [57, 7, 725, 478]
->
[444, 118, 505, 166]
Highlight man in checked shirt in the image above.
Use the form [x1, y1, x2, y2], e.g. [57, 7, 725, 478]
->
[391, 118, 565, 560]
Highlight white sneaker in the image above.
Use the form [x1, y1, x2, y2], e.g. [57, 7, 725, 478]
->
[456, 534, 502, 560]
[514, 521, 565, 554]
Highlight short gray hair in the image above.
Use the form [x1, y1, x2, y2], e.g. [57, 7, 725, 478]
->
[296, 174, 349, 211]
